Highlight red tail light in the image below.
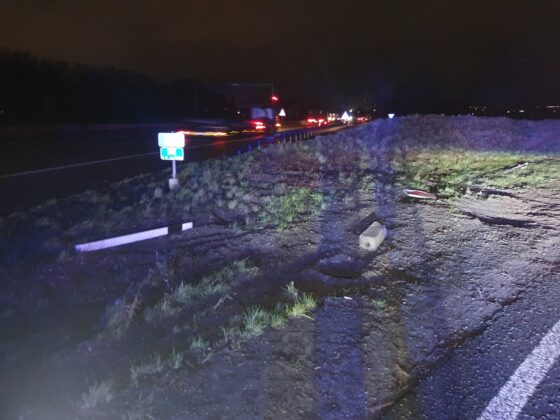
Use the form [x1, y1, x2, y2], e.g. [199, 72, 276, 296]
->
[252, 120, 266, 130]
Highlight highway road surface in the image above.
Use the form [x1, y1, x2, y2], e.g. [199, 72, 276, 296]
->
[384, 273, 560, 419]
[0, 122, 344, 216]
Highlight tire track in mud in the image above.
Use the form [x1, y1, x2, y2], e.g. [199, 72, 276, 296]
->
[366, 123, 425, 415]
[260, 127, 379, 418]
[314, 297, 368, 419]
[307, 128, 375, 418]
[360, 121, 462, 416]
[294, 121, 410, 418]
[370, 127, 509, 415]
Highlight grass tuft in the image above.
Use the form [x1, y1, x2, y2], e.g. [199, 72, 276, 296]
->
[169, 347, 183, 370]
[105, 295, 141, 338]
[283, 281, 299, 303]
[372, 298, 387, 310]
[286, 293, 316, 319]
[190, 336, 209, 352]
[129, 354, 165, 387]
[79, 380, 114, 410]
[269, 304, 288, 328]
[242, 306, 269, 337]
[262, 188, 325, 229]
[144, 259, 258, 322]
[223, 285, 317, 350]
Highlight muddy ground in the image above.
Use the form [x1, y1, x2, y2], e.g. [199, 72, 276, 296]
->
[0, 115, 559, 419]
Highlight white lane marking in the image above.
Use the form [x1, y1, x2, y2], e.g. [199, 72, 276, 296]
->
[478, 318, 560, 420]
[0, 135, 270, 179]
[0, 151, 158, 179]
[75, 222, 193, 252]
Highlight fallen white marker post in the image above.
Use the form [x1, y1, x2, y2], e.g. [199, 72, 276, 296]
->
[75, 222, 193, 252]
[478, 318, 560, 420]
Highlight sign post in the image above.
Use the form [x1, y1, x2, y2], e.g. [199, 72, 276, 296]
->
[158, 132, 185, 191]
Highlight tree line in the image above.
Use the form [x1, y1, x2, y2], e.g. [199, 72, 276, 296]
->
[0, 49, 199, 125]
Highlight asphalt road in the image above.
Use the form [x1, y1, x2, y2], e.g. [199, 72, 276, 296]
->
[0, 122, 343, 216]
[384, 273, 560, 419]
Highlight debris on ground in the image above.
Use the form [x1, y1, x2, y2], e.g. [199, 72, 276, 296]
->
[403, 189, 438, 200]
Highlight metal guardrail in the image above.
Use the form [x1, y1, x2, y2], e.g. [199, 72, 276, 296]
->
[269, 124, 346, 143]
[230, 124, 347, 156]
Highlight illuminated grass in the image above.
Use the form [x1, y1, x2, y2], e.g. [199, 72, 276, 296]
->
[144, 295, 180, 322]
[281, 282, 316, 318]
[129, 354, 165, 387]
[144, 259, 258, 322]
[283, 281, 299, 303]
[218, 284, 317, 352]
[242, 306, 270, 337]
[79, 380, 114, 410]
[190, 336, 213, 363]
[484, 158, 560, 190]
[105, 295, 141, 338]
[169, 347, 183, 370]
[396, 151, 560, 196]
[189, 336, 209, 351]
[285, 293, 316, 319]
[269, 306, 288, 328]
[372, 298, 387, 309]
[262, 188, 325, 229]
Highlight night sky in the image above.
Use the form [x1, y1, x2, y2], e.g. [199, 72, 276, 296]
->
[1, 0, 559, 109]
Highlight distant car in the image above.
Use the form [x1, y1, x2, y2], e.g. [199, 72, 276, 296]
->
[305, 110, 329, 127]
[305, 116, 327, 127]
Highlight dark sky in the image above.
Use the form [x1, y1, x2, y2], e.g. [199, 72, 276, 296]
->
[1, 0, 559, 108]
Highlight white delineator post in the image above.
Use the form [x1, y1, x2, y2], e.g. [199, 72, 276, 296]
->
[75, 222, 193, 252]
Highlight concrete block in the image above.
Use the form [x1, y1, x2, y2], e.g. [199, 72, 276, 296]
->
[359, 222, 386, 251]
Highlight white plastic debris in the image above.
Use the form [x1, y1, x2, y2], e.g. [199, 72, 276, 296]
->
[403, 189, 437, 200]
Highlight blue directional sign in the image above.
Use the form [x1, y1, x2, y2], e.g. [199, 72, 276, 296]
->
[160, 146, 184, 161]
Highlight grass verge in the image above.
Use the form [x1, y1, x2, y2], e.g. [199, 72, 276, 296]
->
[261, 188, 325, 229]
[143, 258, 258, 323]
[223, 282, 317, 349]
[395, 150, 560, 196]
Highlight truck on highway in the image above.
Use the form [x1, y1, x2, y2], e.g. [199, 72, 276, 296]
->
[177, 83, 279, 138]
